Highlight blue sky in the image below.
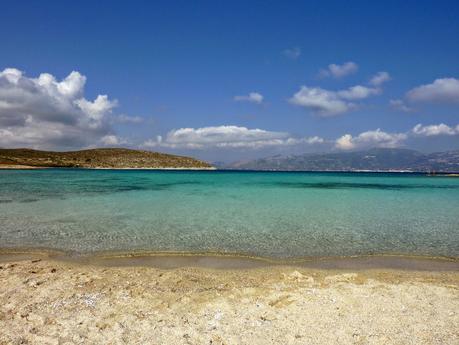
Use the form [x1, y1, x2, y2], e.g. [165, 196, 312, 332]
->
[0, 0, 458, 161]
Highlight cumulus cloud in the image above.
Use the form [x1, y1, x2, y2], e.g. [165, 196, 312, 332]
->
[335, 129, 407, 150]
[335, 123, 459, 150]
[74, 95, 117, 123]
[0, 67, 119, 149]
[142, 122, 458, 153]
[283, 47, 301, 60]
[337, 85, 381, 100]
[234, 92, 264, 104]
[412, 123, 458, 136]
[99, 135, 128, 146]
[289, 84, 380, 116]
[320, 62, 358, 79]
[142, 125, 324, 150]
[389, 99, 413, 112]
[289, 86, 354, 116]
[291, 67, 391, 116]
[335, 134, 355, 150]
[406, 78, 459, 103]
[369, 72, 391, 86]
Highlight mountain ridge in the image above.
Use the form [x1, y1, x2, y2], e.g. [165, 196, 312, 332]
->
[226, 148, 459, 172]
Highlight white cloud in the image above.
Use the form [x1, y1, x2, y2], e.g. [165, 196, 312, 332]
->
[75, 95, 117, 122]
[289, 86, 353, 116]
[234, 92, 264, 104]
[54, 71, 86, 98]
[142, 125, 324, 150]
[335, 129, 407, 150]
[0, 68, 22, 83]
[283, 47, 301, 60]
[99, 135, 126, 146]
[389, 99, 413, 112]
[369, 72, 391, 86]
[406, 78, 459, 103]
[320, 62, 358, 78]
[142, 122, 458, 154]
[412, 123, 458, 136]
[112, 114, 144, 124]
[289, 84, 380, 116]
[335, 123, 459, 151]
[305, 136, 324, 144]
[335, 134, 355, 150]
[337, 85, 381, 100]
[0, 67, 119, 149]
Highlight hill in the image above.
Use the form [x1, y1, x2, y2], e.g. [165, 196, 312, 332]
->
[227, 148, 459, 172]
[0, 148, 213, 169]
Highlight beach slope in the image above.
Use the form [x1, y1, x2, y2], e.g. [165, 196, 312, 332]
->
[0, 257, 458, 345]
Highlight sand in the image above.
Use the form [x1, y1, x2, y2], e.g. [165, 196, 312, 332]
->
[0, 255, 458, 345]
[0, 165, 44, 169]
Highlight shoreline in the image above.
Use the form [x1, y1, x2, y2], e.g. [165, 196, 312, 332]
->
[2, 165, 459, 174]
[1, 248, 458, 271]
[0, 165, 216, 170]
[0, 164, 47, 169]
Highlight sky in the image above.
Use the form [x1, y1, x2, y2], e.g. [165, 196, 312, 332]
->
[0, 0, 458, 162]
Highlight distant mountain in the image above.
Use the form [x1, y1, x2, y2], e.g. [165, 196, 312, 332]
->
[0, 148, 213, 169]
[226, 148, 459, 172]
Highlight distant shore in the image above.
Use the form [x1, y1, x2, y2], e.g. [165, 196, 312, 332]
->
[2, 164, 459, 174]
[0, 164, 216, 170]
[0, 164, 45, 169]
[91, 166, 217, 170]
[1, 253, 457, 344]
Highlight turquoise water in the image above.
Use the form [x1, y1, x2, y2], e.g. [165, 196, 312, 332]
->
[0, 169, 458, 258]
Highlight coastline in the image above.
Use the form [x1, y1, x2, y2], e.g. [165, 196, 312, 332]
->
[0, 164, 46, 169]
[2, 164, 459, 175]
[0, 165, 216, 170]
[89, 166, 217, 170]
[1, 253, 458, 344]
[1, 248, 458, 271]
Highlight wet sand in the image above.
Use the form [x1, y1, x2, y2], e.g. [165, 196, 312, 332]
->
[0, 251, 458, 344]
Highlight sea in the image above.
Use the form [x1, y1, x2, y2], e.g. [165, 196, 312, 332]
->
[0, 169, 458, 259]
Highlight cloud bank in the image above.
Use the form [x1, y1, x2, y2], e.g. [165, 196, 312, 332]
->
[2, 67, 457, 156]
[0, 68, 119, 149]
[335, 123, 459, 150]
[143, 121, 459, 153]
[143, 125, 324, 149]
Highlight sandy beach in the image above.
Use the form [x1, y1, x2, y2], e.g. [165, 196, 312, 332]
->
[0, 165, 44, 170]
[0, 253, 458, 345]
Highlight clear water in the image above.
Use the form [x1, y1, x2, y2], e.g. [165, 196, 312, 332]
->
[0, 169, 458, 258]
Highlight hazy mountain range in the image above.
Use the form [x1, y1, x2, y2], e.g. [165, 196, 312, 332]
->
[224, 148, 459, 172]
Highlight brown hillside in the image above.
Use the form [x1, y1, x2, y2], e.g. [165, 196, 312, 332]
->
[0, 148, 213, 169]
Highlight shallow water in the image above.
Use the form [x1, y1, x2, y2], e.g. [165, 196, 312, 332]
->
[0, 169, 458, 258]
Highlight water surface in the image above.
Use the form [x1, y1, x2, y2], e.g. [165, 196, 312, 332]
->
[1, 169, 458, 258]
